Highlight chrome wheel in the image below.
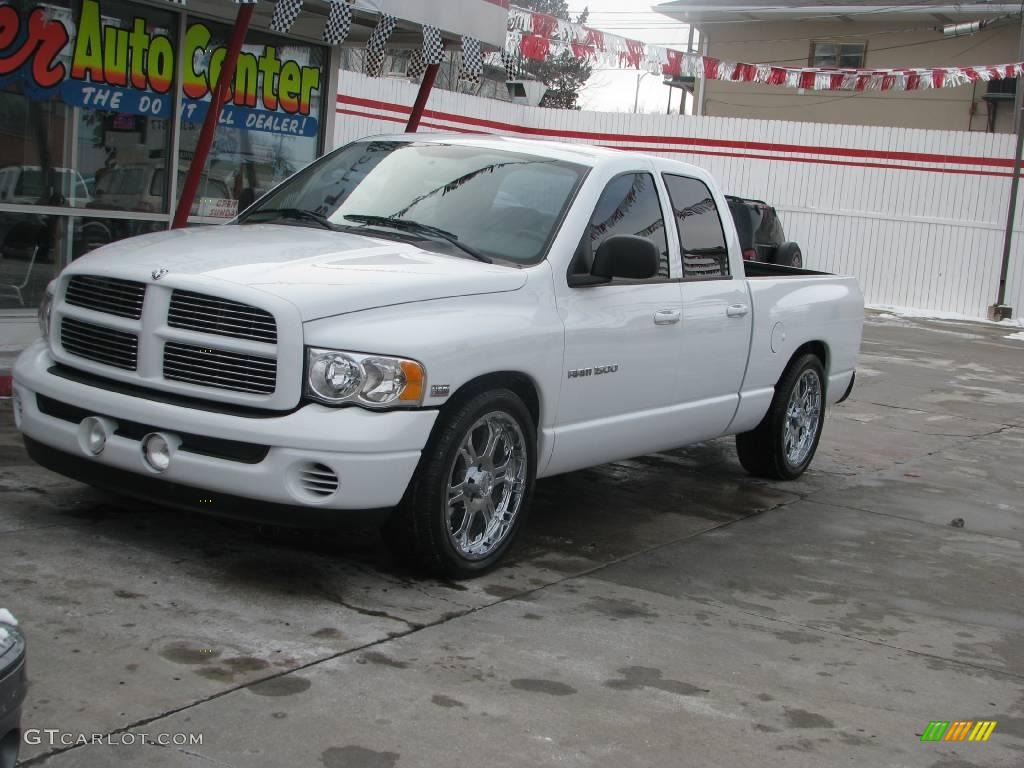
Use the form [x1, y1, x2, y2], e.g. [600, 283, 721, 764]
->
[445, 411, 528, 560]
[784, 369, 822, 466]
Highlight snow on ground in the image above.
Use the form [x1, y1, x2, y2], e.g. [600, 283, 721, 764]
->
[867, 304, 1024, 329]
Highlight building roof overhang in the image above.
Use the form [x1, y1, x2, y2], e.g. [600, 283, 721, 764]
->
[653, 2, 1023, 25]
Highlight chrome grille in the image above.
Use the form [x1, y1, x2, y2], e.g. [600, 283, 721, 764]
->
[163, 342, 276, 395]
[60, 317, 138, 370]
[65, 276, 146, 319]
[168, 290, 277, 344]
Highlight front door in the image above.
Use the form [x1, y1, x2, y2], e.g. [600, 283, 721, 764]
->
[547, 171, 686, 476]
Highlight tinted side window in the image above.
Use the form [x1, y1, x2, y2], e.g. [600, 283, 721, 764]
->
[664, 175, 730, 279]
[572, 172, 669, 279]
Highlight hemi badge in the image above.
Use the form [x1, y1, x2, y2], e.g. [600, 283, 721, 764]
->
[430, 385, 451, 397]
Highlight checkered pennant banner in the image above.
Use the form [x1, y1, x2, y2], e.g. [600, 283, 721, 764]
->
[422, 25, 444, 66]
[233, 0, 258, 4]
[460, 36, 483, 85]
[407, 50, 427, 81]
[322, 0, 353, 45]
[164, 0, 187, 5]
[365, 14, 397, 77]
[500, 51, 521, 81]
[270, 0, 302, 33]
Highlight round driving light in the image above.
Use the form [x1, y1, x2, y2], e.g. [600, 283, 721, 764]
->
[141, 432, 177, 473]
[77, 416, 116, 456]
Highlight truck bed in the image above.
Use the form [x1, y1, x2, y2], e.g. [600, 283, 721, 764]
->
[742, 260, 832, 278]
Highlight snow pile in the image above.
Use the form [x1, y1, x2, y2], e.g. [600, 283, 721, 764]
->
[868, 304, 1024, 329]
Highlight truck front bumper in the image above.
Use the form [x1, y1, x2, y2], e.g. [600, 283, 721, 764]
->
[12, 343, 438, 518]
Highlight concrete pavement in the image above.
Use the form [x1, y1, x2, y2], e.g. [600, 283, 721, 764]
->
[1, 313, 1023, 767]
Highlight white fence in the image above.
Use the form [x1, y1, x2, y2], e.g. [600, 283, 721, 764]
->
[334, 72, 1024, 319]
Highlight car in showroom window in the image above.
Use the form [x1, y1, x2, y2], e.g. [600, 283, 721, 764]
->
[238, 141, 588, 265]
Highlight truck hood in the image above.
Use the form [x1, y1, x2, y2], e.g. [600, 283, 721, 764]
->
[69, 224, 528, 320]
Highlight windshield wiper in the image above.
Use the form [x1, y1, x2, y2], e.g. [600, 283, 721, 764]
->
[343, 214, 492, 264]
[243, 208, 342, 231]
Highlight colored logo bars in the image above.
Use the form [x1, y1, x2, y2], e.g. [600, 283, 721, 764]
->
[921, 721, 997, 742]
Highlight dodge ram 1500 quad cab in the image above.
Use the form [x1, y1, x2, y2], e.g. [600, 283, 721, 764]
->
[13, 135, 864, 577]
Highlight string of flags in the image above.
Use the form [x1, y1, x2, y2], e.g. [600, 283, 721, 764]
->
[181, 0, 484, 84]
[498, 3, 1024, 91]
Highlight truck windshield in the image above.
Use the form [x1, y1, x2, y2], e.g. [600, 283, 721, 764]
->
[238, 140, 588, 265]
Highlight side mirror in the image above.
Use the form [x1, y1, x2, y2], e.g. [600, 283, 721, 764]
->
[591, 235, 660, 280]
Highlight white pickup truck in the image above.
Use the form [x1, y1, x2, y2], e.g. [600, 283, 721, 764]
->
[13, 135, 863, 576]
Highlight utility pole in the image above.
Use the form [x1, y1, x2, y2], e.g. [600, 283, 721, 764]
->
[993, 11, 1024, 320]
[633, 71, 651, 113]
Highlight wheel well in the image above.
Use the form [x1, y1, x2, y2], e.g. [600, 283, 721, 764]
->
[443, 372, 541, 427]
[790, 340, 828, 375]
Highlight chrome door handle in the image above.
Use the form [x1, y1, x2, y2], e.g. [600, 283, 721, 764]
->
[726, 304, 749, 318]
[653, 309, 681, 325]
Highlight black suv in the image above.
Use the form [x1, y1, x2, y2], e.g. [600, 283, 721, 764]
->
[0, 613, 25, 768]
[726, 196, 803, 269]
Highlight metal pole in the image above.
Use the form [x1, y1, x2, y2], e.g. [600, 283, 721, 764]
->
[684, 25, 695, 116]
[407, 62, 441, 132]
[633, 71, 649, 113]
[1015, 11, 1024, 134]
[172, 3, 253, 228]
[995, 101, 1023, 317]
[696, 31, 707, 116]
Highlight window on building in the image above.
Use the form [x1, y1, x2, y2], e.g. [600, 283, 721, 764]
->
[571, 173, 670, 280]
[177, 20, 326, 221]
[663, 175, 730, 279]
[809, 41, 867, 69]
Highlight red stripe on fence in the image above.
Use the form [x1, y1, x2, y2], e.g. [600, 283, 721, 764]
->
[337, 105, 1015, 177]
[336, 93, 1015, 170]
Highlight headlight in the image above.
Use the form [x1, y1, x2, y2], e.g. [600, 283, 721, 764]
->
[305, 348, 425, 408]
[38, 287, 54, 341]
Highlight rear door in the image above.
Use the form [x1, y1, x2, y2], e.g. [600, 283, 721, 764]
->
[663, 173, 753, 440]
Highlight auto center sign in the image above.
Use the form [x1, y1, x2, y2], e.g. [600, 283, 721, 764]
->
[0, 0, 320, 137]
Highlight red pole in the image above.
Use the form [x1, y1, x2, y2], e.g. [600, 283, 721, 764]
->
[406, 63, 441, 133]
[172, 4, 254, 228]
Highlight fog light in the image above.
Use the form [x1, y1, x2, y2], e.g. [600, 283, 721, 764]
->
[141, 432, 179, 473]
[77, 416, 116, 456]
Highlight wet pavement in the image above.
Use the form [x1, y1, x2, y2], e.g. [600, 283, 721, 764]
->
[1, 313, 1023, 767]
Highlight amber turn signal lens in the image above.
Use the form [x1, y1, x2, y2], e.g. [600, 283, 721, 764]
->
[399, 360, 425, 402]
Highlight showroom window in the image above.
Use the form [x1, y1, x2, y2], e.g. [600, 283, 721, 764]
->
[0, 0, 329, 309]
[177, 19, 326, 220]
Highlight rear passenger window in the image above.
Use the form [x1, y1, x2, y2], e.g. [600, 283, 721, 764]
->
[663, 175, 730, 279]
[571, 172, 670, 279]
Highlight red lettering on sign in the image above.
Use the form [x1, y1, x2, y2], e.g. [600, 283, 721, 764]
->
[0, 7, 68, 87]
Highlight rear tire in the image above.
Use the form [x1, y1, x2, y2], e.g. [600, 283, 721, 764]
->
[384, 389, 536, 578]
[775, 241, 803, 269]
[736, 354, 825, 480]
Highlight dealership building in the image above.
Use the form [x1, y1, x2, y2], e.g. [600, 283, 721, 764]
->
[0, 0, 506, 363]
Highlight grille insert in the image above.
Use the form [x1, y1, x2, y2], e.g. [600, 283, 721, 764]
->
[65, 275, 146, 319]
[297, 463, 339, 498]
[60, 317, 138, 370]
[163, 342, 276, 395]
[168, 290, 277, 344]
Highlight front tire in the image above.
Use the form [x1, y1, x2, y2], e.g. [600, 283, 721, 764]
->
[386, 389, 536, 578]
[736, 354, 825, 480]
